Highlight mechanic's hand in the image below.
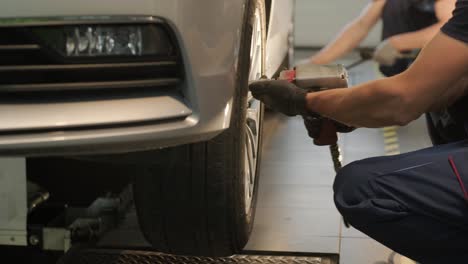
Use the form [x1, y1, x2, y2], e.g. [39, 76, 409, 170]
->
[373, 39, 403, 66]
[249, 80, 309, 116]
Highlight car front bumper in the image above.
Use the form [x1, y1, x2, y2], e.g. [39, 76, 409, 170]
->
[0, 0, 247, 156]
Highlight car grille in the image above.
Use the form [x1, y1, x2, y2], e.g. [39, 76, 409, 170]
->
[0, 26, 182, 93]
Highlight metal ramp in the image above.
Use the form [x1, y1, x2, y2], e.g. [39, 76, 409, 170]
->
[58, 248, 338, 264]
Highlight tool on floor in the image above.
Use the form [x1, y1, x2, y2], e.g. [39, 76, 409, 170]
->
[278, 63, 350, 173]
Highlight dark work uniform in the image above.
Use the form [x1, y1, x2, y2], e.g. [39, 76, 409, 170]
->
[380, 0, 468, 145]
[334, 1, 468, 263]
[380, 0, 438, 77]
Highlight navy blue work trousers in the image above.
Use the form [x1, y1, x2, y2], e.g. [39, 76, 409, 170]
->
[334, 140, 468, 263]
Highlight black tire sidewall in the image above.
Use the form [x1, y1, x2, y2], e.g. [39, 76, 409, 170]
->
[204, 0, 266, 251]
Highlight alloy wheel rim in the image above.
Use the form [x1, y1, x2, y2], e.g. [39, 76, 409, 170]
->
[244, 6, 263, 214]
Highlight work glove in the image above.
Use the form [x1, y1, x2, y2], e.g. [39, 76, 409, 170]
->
[249, 80, 309, 116]
[373, 39, 403, 66]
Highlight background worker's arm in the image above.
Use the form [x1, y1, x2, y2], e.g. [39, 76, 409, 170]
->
[389, 0, 456, 51]
[307, 33, 468, 128]
[310, 0, 385, 64]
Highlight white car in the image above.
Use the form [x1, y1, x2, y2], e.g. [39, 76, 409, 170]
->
[0, 0, 294, 256]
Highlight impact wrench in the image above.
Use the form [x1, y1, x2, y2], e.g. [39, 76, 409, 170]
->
[274, 63, 351, 227]
[277, 63, 350, 173]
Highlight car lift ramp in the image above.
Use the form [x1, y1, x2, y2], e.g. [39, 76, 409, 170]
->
[58, 248, 338, 264]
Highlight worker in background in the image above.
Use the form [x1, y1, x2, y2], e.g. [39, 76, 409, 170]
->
[249, 0, 468, 263]
[306, 0, 455, 77]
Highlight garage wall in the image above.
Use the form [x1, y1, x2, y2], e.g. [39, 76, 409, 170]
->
[294, 0, 382, 48]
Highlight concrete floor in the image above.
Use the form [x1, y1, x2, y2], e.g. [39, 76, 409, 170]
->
[245, 49, 433, 264]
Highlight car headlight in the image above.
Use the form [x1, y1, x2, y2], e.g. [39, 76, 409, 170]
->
[32, 24, 174, 59]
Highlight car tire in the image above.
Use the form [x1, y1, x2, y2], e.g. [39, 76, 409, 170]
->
[133, 0, 266, 257]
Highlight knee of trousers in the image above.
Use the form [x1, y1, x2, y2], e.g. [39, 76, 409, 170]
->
[333, 160, 379, 227]
[333, 160, 408, 227]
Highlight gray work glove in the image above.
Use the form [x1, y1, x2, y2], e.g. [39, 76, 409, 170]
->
[249, 80, 310, 116]
[373, 39, 403, 66]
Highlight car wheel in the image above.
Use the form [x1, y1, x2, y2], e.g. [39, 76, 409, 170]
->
[133, 0, 266, 257]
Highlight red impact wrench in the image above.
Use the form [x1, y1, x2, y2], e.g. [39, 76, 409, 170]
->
[278, 64, 352, 227]
[278, 64, 349, 173]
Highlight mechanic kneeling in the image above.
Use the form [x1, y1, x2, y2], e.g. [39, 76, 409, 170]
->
[250, 1, 468, 263]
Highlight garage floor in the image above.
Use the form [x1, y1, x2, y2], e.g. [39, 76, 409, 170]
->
[244, 50, 433, 264]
